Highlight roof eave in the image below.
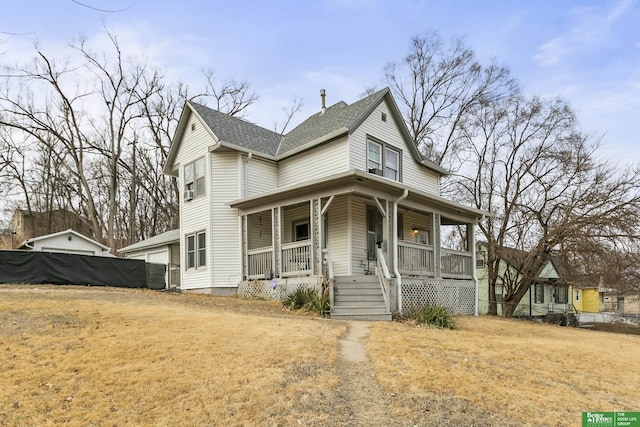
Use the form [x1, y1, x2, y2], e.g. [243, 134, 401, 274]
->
[378, 90, 451, 176]
[24, 229, 110, 251]
[164, 101, 224, 177]
[275, 127, 349, 160]
[209, 141, 277, 160]
[229, 169, 489, 220]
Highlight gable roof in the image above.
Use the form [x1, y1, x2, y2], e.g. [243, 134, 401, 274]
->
[277, 88, 388, 155]
[188, 103, 282, 156]
[19, 229, 110, 252]
[477, 242, 575, 284]
[119, 229, 180, 254]
[164, 87, 449, 176]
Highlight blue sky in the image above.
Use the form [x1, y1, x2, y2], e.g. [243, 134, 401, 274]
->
[2, 0, 639, 164]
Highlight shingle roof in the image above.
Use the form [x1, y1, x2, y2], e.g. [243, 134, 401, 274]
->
[187, 88, 389, 158]
[118, 229, 180, 253]
[189, 102, 282, 156]
[277, 88, 388, 155]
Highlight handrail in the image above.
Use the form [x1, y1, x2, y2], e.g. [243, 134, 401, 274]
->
[281, 240, 312, 276]
[323, 248, 334, 311]
[376, 247, 391, 313]
[440, 248, 473, 278]
[247, 245, 273, 255]
[246, 246, 273, 278]
[281, 240, 311, 250]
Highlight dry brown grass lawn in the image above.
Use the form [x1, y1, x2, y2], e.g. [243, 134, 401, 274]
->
[2, 285, 639, 426]
[368, 316, 640, 427]
[0, 285, 344, 426]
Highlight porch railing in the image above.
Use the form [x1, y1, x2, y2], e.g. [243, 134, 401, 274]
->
[247, 246, 273, 279]
[376, 247, 391, 313]
[398, 241, 434, 275]
[282, 240, 312, 277]
[441, 248, 473, 279]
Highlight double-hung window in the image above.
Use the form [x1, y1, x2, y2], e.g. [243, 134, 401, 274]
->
[534, 283, 544, 304]
[184, 157, 205, 199]
[367, 138, 400, 181]
[186, 231, 206, 269]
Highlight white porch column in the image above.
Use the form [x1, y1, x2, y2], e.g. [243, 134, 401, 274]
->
[433, 213, 441, 278]
[312, 198, 322, 275]
[241, 214, 248, 279]
[468, 222, 478, 316]
[273, 206, 281, 278]
[383, 199, 391, 256]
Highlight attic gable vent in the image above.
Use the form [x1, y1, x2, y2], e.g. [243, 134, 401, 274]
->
[191, 123, 196, 131]
[381, 112, 387, 122]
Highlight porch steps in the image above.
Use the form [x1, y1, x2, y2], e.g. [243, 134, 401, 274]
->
[331, 275, 392, 321]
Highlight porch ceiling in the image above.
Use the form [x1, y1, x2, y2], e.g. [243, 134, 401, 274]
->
[229, 170, 489, 221]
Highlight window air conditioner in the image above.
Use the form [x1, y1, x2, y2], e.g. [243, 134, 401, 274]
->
[368, 168, 383, 176]
[184, 189, 194, 201]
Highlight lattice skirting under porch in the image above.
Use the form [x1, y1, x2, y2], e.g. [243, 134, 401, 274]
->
[401, 278, 476, 315]
[238, 277, 323, 301]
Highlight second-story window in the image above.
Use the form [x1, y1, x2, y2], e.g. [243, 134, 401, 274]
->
[367, 138, 400, 181]
[184, 157, 205, 200]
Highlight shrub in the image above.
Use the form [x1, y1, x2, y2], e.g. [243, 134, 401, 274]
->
[409, 303, 456, 329]
[283, 288, 329, 316]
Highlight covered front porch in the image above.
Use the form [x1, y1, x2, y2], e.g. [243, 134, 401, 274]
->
[230, 171, 483, 317]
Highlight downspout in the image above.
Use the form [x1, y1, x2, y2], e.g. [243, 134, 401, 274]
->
[393, 189, 408, 313]
[472, 218, 480, 316]
[243, 152, 253, 197]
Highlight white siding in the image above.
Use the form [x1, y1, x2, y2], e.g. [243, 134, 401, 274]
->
[278, 136, 349, 187]
[123, 248, 169, 264]
[539, 260, 559, 279]
[349, 100, 440, 194]
[282, 203, 311, 243]
[247, 210, 272, 249]
[244, 156, 278, 196]
[210, 151, 242, 288]
[351, 197, 368, 275]
[399, 209, 432, 244]
[325, 196, 349, 276]
[34, 234, 103, 256]
[177, 112, 216, 290]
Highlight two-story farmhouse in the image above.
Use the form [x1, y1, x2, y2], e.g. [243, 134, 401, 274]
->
[164, 88, 487, 320]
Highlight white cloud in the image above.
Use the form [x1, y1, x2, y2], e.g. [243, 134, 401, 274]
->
[534, 39, 570, 67]
[607, 0, 635, 23]
[533, 0, 634, 66]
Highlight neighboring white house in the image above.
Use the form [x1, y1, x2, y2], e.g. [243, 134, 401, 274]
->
[18, 229, 113, 257]
[163, 87, 488, 320]
[119, 229, 180, 289]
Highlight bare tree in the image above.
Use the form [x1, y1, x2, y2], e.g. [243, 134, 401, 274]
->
[273, 97, 303, 134]
[0, 29, 261, 250]
[455, 94, 640, 317]
[384, 32, 517, 168]
[201, 69, 257, 117]
[0, 31, 164, 248]
[384, 32, 640, 317]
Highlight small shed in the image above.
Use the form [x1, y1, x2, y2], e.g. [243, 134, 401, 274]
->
[18, 229, 112, 257]
[119, 230, 180, 289]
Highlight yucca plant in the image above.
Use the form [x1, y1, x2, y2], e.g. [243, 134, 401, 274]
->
[410, 303, 456, 329]
[283, 288, 329, 316]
